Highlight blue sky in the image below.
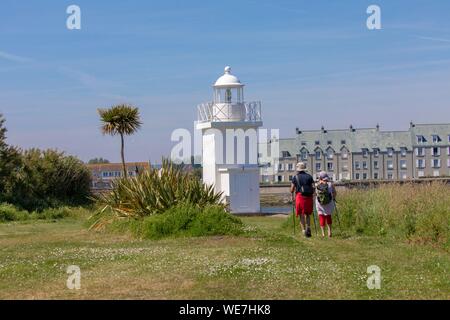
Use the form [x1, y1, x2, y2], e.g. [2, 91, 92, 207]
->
[1, 0, 450, 162]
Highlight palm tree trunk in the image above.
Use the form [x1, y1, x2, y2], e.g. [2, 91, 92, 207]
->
[120, 133, 127, 178]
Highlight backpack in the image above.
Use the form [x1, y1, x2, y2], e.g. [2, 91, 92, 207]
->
[293, 173, 314, 196]
[317, 183, 332, 205]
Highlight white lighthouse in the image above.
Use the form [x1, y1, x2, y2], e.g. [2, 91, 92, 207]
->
[196, 66, 262, 213]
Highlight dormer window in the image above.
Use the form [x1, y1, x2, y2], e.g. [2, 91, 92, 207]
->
[362, 148, 369, 158]
[416, 135, 427, 144]
[327, 149, 334, 160]
[373, 148, 380, 157]
[387, 148, 394, 157]
[400, 147, 407, 157]
[315, 140, 320, 146]
[432, 135, 441, 143]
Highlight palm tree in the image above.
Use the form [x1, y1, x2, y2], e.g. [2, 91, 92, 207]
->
[97, 104, 142, 178]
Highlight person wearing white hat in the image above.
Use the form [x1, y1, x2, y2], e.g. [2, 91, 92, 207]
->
[315, 171, 337, 237]
[290, 162, 315, 237]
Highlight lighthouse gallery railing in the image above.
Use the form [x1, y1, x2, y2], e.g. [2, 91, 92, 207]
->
[197, 101, 262, 123]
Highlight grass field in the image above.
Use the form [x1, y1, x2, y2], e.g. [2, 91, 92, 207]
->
[0, 213, 448, 300]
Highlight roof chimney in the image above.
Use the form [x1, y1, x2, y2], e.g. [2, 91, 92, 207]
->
[410, 121, 415, 128]
[376, 123, 380, 131]
[321, 126, 325, 133]
[349, 124, 354, 132]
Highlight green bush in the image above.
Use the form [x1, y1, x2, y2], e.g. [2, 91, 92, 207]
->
[4, 149, 92, 211]
[0, 203, 88, 223]
[91, 160, 223, 230]
[335, 183, 450, 246]
[107, 203, 243, 240]
[0, 203, 29, 222]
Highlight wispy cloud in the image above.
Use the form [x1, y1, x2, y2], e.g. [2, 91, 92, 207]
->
[0, 50, 32, 63]
[416, 36, 450, 43]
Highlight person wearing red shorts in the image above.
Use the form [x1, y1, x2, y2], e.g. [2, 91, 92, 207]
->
[290, 162, 315, 237]
[315, 171, 337, 238]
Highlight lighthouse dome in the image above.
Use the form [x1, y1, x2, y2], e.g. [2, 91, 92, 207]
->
[213, 66, 244, 88]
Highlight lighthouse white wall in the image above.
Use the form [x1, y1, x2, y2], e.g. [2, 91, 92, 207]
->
[196, 66, 262, 214]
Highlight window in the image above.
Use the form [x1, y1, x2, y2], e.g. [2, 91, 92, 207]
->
[288, 163, 294, 171]
[327, 162, 334, 171]
[448, 147, 450, 156]
[373, 148, 380, 157]
[315, 140, 320, 146]
[342, 165, 349, 172]
[448, 135, 450, 143]
[363, 173, 367, 180]
[315, 151, 321, 160]
[418, 171, 425, 177]
[355, 173, 360, 180]
[362, 149, 369, 158]
[277, 175, 283, 182]
[341, 150, 348, 159]
[327, 140, 332, 145]
[301, 150, 308, 160]
[374, 172, 379, 179]
[400, 160, 407, 169]
[316, 162, 322, 171]
[432, 135, 441, 143]
[416, 147, 425, 156]
[282, 151, 291, 158]
[363, 161, 368, 170]
[341, 140, 346, 145]
[400, 147, 407, 157]
[288, 175, 293, 182]
[374, 161, 379, 169]
[388, 173, 393, 180]
[433, 170, 440, 177]
[102, 172, 108, 178]
[416, 159, 425, 169]
[327, 149, 334, 160]
[278, 163, 284, 171]
[387, 148, 394, 157]
[387, 160, 394, 170]
[447, 159, 450, 168]
[401, 173, 408, 180]
[432, 147, 440, 157]
[432, 159, 441, 168]
[416, 135, 427, 143]
[355, 161, 360, 170]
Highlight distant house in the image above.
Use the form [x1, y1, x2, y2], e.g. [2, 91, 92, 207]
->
[87, 162, 151, 190]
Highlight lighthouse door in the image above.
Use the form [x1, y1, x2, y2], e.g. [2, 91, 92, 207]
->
[230, 173, 251, 212]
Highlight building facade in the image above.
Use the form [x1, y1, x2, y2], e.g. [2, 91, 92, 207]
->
[87, 162, 150, 190]
[259, 122, 450, 183]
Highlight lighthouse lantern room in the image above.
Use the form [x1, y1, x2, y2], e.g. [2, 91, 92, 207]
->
[196, 67, 262, 213]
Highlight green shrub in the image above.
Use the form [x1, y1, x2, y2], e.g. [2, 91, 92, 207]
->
[3, 149, 92, 211]
[335, 183, 450, 246]
[91, 160, 224, 229]
[108, 203, 243, 240]
[0, 203, 88, 223]
[0, 203, 29, 222]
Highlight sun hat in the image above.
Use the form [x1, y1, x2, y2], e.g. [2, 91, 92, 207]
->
[296, 162, 307, 172]
[319, 171, 329, 181]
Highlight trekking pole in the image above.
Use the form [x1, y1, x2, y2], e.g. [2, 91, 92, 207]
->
[312, 199, 318, 236]
[291, 192, 296, 235]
